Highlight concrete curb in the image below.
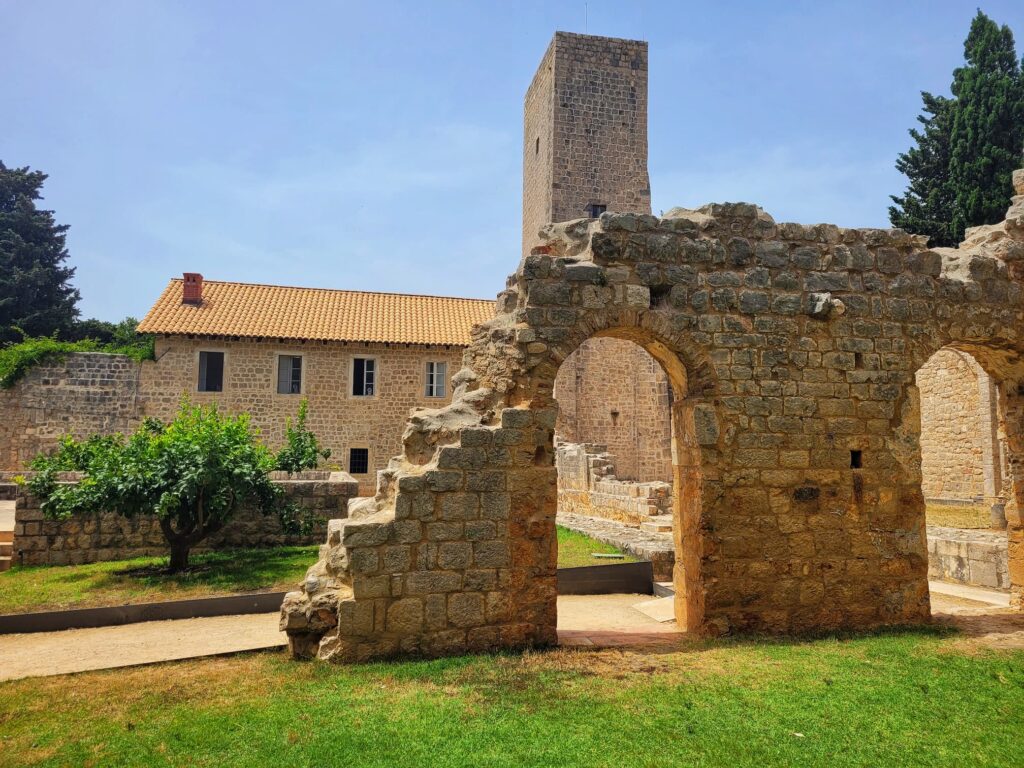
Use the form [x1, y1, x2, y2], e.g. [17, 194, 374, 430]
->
[1, 561, 655, 634]
[0, 591, 289, 634]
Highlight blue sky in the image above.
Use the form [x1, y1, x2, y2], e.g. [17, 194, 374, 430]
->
[4, 1, 1024, 321]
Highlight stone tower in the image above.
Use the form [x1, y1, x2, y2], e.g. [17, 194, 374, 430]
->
[522, 31, 652, 255]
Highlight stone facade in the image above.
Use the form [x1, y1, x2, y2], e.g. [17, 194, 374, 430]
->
[523, 32, 651, 257]
[280, 170, 1024, 661]
[917, 348, 1008, 505]
[142, 336, 466, 496]
[554, 338, 672, 483]
[5, 471, 358, 566]
[0, 339, 466, 497]
[0, 353, 141, 472]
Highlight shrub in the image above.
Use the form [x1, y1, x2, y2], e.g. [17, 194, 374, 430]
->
[28, 402, 295, 572]
[276, 398, 331, 473]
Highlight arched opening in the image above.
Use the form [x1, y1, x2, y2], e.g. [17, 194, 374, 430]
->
[549, 330, 697, 640]
[916, 346, 1016, 616]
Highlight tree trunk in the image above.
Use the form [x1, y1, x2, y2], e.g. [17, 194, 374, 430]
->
[169, 539, 191, 573]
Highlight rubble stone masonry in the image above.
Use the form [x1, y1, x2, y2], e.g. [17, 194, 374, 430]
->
[0, 353, 141, 472]
[917, 348, 1008, 504]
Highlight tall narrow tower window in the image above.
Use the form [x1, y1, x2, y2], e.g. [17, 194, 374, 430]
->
[535, 137, 540, 155]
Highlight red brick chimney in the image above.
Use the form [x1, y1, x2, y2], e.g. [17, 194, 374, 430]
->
[182, 273, 203, 305]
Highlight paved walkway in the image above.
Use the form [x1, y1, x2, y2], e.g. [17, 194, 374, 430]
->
[0, 613, 287, 682]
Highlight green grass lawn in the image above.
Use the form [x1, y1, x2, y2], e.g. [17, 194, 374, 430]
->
[0, 546, 319, 614]
[0, 527, 627, 614]
[556, 525, 636, 568]
[1, 628, 1022, 766]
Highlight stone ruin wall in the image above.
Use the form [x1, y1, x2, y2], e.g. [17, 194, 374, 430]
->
[4, 471, 358, 566]
[554, 337, 673, 483]
[280, 171, 1024, 663]
[917, 348, 1008, 505]
[555, 441, 671, 526]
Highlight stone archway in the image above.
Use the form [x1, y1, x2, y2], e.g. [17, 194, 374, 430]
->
[282, 173, 1024, 662]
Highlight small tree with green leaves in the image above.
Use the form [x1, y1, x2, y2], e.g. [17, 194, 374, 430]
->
[28, 402, 284, 572]
[276, 398, 331, 474]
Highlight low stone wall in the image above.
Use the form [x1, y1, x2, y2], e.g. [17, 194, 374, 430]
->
[927, 525, 1009, 591]
[5, 471, 358, 566]
[555, 442, 671, 526]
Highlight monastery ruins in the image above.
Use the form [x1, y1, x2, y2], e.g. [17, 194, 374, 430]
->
[3, 32, 1023, 662]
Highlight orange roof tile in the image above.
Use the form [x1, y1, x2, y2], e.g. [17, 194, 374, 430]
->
[137, 279, 495, 346]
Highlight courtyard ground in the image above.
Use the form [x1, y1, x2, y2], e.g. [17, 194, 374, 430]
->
[1, 604, 1022, 767]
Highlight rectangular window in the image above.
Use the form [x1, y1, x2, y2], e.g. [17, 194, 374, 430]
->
[425, 361, 447, 398]
[352, 357, 376, 397]
[277, 355, 302, 394]
[586, 203, 607, 218]
[198, 351, 224, 392]
[349, 448, 369, 474]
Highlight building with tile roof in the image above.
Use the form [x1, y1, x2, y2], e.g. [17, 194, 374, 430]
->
[138, 277, 494, 347]
[128, 273, 494, 493]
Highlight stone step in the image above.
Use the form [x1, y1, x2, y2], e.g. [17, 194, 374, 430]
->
[0, 556, 11, 572]
[640, 516, 673, 534]
[0, 542, 11, 558]
[0, 531, 13, 544]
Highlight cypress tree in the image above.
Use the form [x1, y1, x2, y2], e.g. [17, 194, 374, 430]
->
[0, 162, 80, 345]
[890, 10, 1024, 246]
[889, 93, 956, 246]
[948, 11, 1024, 241]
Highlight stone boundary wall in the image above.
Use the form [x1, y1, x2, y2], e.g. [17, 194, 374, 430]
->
[928, 525, 1009, 590]
[555, 442, 671, 526]
[5, 471, 358, 566]
[0, 353, 143, 472]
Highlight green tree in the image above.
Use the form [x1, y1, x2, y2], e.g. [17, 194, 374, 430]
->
[890, 11, 1024, 246]
[0, 162, 80, 345]
[948, 11, 1024, 241]
[28, 402, 284, 572]
[276, 398, 332, 474]
[889, 93, 956, 246]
